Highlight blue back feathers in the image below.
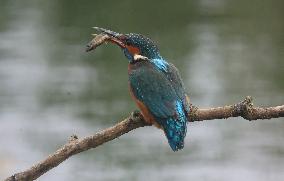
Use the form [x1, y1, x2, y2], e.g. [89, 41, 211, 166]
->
[150, 58, 169, 72]
[129, 59, 189, 151]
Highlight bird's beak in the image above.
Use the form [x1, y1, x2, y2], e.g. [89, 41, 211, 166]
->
[92, 27, 126, 48]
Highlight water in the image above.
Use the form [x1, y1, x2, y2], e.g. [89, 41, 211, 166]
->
[0, 0, 283, 180]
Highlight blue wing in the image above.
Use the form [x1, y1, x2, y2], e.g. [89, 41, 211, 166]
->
[129, 60, 189, 151]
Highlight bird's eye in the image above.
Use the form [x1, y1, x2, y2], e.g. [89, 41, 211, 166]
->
[125, 40, 131, 46]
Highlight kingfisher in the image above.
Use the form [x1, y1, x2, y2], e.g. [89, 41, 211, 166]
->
[88, 27, 190, 151]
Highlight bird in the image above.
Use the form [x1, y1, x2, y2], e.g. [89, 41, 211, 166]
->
[90, 27, 190, 151]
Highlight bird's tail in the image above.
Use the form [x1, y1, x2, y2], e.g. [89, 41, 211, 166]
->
[162, 117, 187, 151]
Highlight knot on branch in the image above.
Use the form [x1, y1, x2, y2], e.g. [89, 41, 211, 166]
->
[128, 110, 150, 127]
[234, 96, 254, 120]
[188, 104, 199, 122]
[68, 134, 79, 143]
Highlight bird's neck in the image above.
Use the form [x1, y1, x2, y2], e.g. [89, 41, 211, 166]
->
[128, 57, 169, 73]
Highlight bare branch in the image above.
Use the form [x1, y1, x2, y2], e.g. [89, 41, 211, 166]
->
[4, 97, 284, 181]
[189, 96, 284, 121]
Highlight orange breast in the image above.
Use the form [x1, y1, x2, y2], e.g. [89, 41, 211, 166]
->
[129, 85, 161, 129]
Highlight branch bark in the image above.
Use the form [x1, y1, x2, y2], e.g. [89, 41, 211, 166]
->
[4, 96, 284, 181]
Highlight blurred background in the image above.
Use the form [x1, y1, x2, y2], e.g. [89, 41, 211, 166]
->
[0, 0, 283, 180]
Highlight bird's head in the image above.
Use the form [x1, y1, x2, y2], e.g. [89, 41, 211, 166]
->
[93, 27, 162, 62]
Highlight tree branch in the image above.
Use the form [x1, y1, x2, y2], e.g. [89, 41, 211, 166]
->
[4, 96, 284, 181]
[190, 96, 284, 121]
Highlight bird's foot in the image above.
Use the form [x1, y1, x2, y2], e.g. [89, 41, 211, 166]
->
[131, 110, 141, 119]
